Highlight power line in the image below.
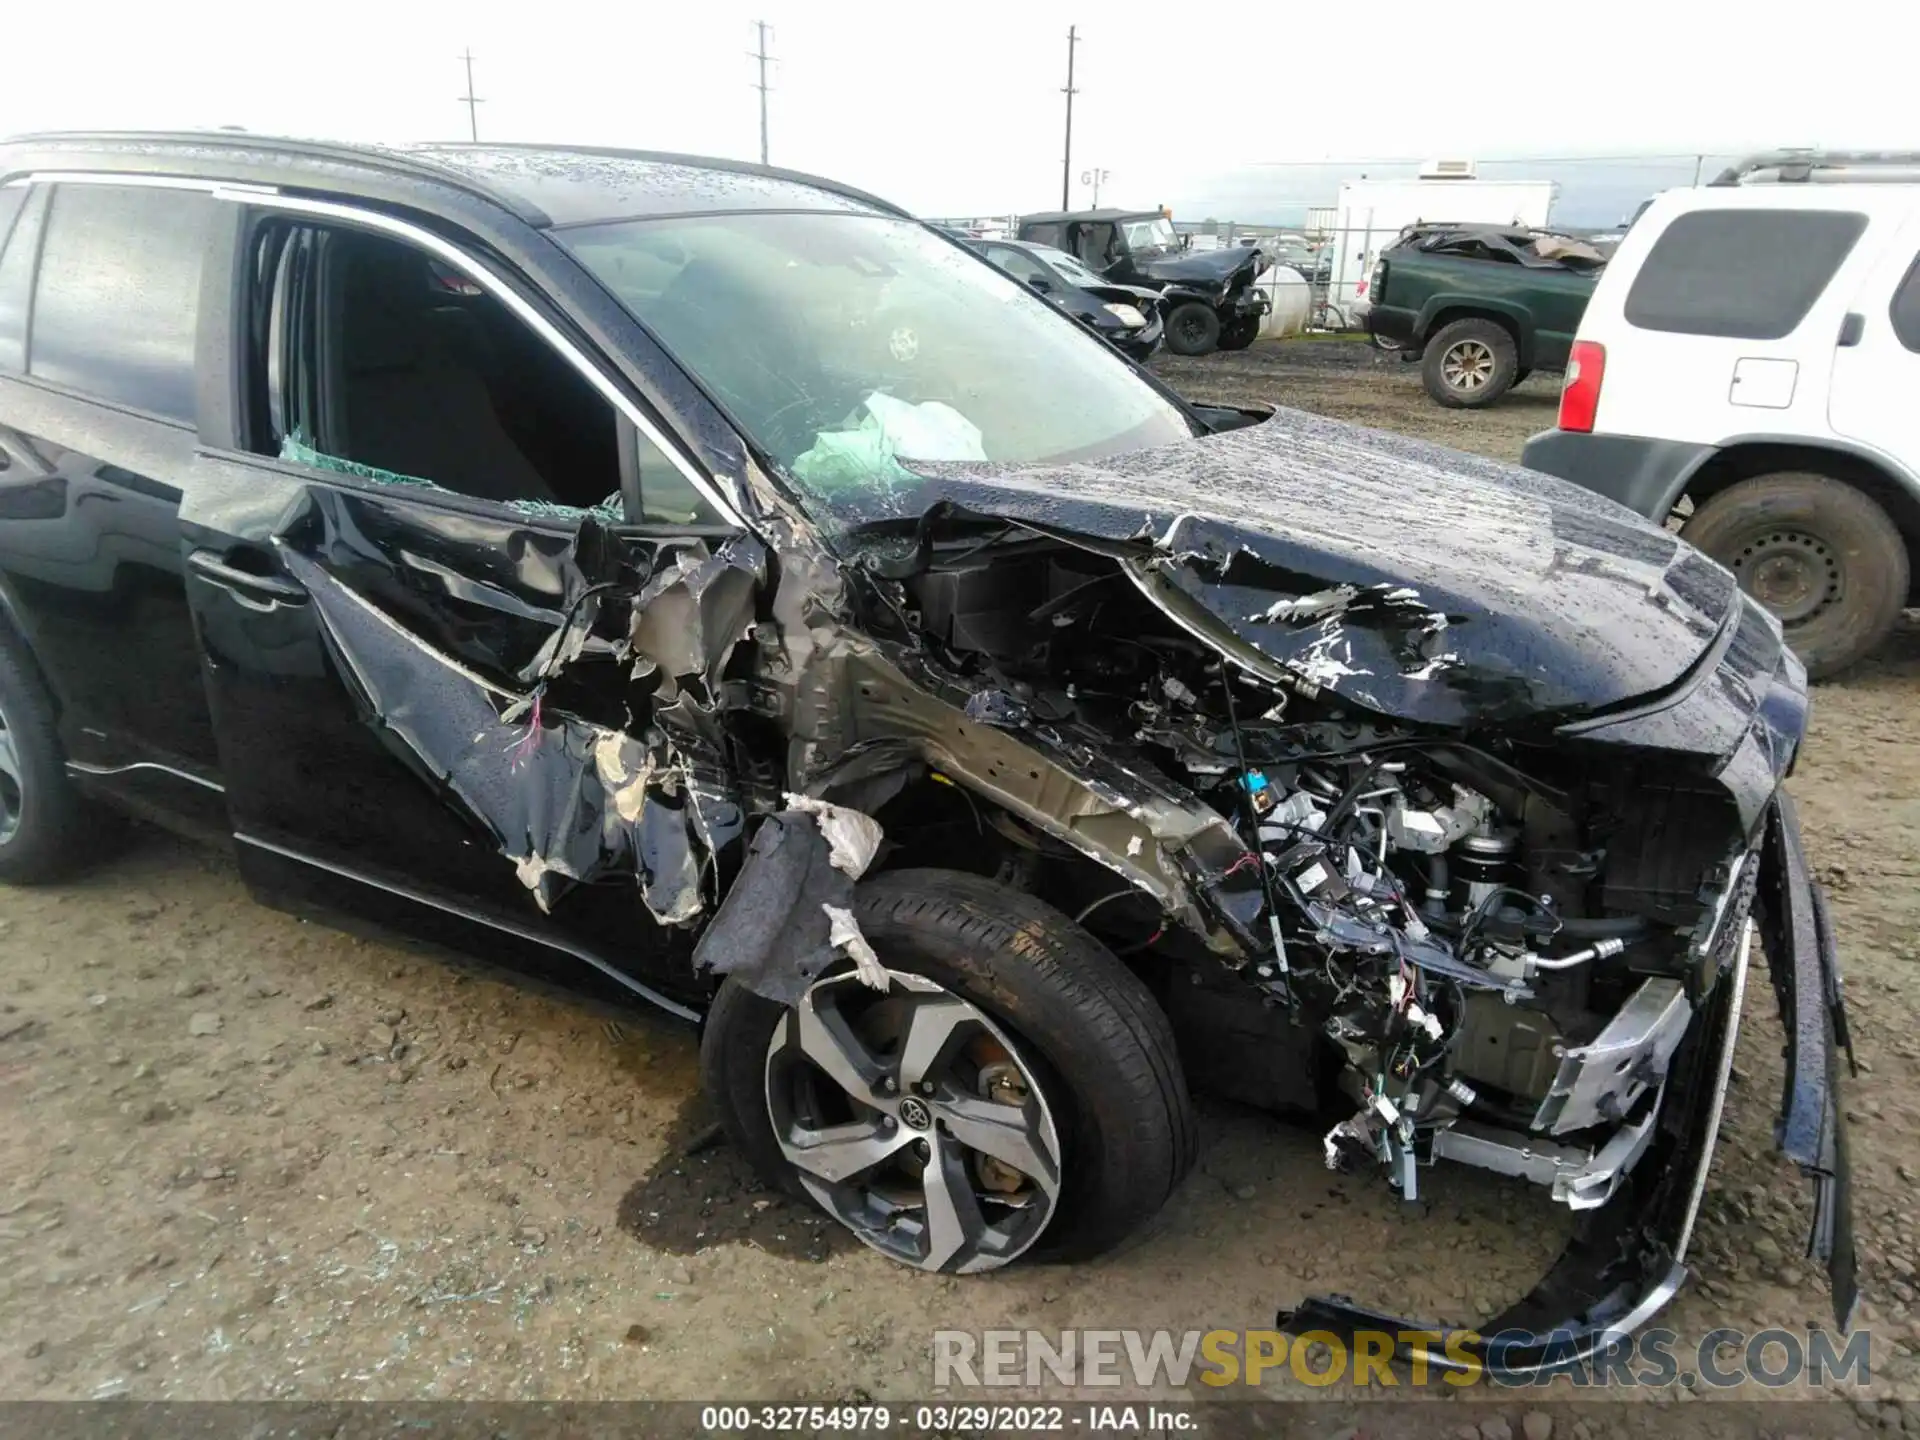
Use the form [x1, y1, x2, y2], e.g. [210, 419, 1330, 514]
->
[750, 21, 775, 166]
[457, 48, 484, 142]
[1059, 26, 1079, 211]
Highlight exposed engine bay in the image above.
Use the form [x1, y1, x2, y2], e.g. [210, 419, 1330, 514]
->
[891, 534, 1755, 1210]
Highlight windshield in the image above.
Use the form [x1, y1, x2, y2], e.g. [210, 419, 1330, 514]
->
[1121, 216, 1178, 252]
[1033, 246, 1107, 288]
[560, 212, 1193, 512]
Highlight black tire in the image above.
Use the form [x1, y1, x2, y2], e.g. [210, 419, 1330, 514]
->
[1163, 302, 1221, 356]
[1681, 472, 1908, 680]
[1514, 366, 1533, 385]
[1421, 317, 1519, 408]
[700, 868, 1196, 1267]
[1217, 317, 1260, 351]
[0, 633, 95, 884]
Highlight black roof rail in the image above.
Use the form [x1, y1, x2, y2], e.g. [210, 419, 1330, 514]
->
[413, 141, 913, 221]
[1711, 149, 1920, 186]
[1, 129, 551, 223]
[0, 131, 916, 226]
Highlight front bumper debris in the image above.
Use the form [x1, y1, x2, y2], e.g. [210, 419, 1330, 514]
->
[1760, 791, 1858, 1326]
[1110, 311, 1164, 360]
[1278, 793, 1858, 1378]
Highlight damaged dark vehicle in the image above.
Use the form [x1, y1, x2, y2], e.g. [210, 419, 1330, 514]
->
[0, 136, 1855, 1368]
[1016, 208, 1269, 356]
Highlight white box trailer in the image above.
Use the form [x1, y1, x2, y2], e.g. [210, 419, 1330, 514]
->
[1323, 177, 1556, 328]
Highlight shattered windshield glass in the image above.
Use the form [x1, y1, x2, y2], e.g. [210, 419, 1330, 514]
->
[559, 212, 1193, 509]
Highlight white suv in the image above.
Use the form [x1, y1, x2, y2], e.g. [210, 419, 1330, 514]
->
[1523, 151, 1920, 677]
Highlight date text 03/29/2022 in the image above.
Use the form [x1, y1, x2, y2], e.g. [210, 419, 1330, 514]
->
[699, 1406, 1193, 1432]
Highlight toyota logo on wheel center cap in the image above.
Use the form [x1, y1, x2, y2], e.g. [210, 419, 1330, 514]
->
[897, 1096, 932, 1130]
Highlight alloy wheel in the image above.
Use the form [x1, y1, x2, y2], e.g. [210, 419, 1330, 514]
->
[764, 969, 1063, 1273]
[0, 699, 21, 845]
[1441, 339, 1495, 393]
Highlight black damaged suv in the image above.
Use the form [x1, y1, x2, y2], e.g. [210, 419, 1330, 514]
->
[0, 134, 1854, 1367]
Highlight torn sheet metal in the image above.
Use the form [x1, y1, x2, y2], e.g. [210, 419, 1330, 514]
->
[778, 622, 1254, 957]
[627, 536, 766, 686]
[277, 546, 709, 924]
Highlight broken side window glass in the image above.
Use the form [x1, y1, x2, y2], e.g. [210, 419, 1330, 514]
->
[279, 430, 623, 523]
[251, 222, 637, 518]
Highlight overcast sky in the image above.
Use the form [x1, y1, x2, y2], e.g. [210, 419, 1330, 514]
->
[4, 1, 1909, 223]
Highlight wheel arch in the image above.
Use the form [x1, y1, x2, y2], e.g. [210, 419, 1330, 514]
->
[1683, 438, 1920, 604]
[1418, 301, 1531, 365]
[0, 577, 62, 714]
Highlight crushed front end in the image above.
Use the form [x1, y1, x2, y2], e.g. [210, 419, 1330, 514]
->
[817, 414, 1858, 1366]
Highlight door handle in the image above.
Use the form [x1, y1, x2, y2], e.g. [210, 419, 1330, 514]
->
[187, 548, 307, 606]
[1838, 312, 1865, 347]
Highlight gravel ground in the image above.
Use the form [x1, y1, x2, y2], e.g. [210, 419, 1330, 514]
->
[1, 339, 1915, 1424]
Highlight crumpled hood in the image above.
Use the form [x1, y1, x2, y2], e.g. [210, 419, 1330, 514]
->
[1136, 246, 1261, 289]
[850, 409, 1739, 728]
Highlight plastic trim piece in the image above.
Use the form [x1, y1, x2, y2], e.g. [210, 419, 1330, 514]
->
[66, 759, 225, 793]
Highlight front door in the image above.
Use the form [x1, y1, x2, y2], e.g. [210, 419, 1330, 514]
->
[184, 206, 751, 1012]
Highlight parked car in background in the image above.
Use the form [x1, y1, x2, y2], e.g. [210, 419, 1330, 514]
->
[1525, 150, 1920, 677]
[1267, 236, 1322, 279]
[969, 237, 1164, 359]
[1365, 224, 1604, 408]
[1016, 208, 1269, 355]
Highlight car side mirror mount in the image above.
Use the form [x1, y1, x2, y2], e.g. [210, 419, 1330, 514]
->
[1027, 277, 1052, 293]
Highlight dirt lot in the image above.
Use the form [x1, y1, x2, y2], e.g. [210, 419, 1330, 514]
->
[2, 340, 1917, 1424]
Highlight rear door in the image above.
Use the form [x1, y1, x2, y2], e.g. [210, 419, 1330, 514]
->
[1827, 209, 1920, 467]
[0, 177, 229, 837]
[184, 198, 753, 1010]
[1585, 193, 1885, 444]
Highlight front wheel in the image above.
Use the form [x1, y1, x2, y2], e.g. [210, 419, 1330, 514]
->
[1163, 302, 1222, 356]
[700, 869, 1196, 1272]
[1681, 472, 1908, 679]
[1421, 317, 1519, 408]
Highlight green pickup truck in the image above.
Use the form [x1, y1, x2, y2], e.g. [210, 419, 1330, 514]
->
[1363, 226, 1606, 408]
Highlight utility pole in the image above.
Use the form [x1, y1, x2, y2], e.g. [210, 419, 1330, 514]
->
[457, 48, 483, 142]
[750, 21, 775, 165]
[1060, 26, 1079, 210]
